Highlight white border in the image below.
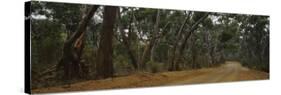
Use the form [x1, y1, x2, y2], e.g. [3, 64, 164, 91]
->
[0, 0, 280, 95]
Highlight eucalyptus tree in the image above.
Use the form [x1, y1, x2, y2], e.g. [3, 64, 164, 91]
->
[96, 6, 118, 78]
[168, 12, 209, 71]
[238, 15, 269, 72]
[56, 5, 99, 80]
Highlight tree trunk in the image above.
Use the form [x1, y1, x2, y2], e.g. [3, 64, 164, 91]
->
[96, 6, 118, 79]
[117, 9, 138, 69]
[169, 13, 209, 71]
[139, 10, 160, 70]
[168, 13, 191, 71]
[57, 5, 99, 80]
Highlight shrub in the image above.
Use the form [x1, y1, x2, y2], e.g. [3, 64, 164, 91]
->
[147, 61, 163, 73]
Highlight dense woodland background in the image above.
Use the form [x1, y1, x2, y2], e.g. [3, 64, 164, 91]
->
[30, 1, 269, 89]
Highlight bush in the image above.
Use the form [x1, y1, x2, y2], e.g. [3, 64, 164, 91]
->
[147, 61, 164, 73]
[114, 55, 133, 76]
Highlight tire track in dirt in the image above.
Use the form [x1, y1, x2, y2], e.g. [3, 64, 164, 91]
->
[166, 61, 255, 85]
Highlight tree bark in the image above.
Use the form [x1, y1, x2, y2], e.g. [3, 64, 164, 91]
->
[169, 13, 209, 71]
[57, 5, 99, 80]
[168, 13, 191, 71]
[96, 6, 118, 79]
[139, 10, 160, 70]
[117, 9, 138, 69]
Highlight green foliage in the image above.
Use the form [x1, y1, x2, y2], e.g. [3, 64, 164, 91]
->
[114, 55, 133, 75]
[220, 32, 234, 42]
[32, 1, 84, 32]
[31, 19, 66, 89]
[192, 12, 206, 22]
[220, 21, 238, 43]
[30, 2, 270, 89]
[202, 18, 214, 28]
[147, 61, 164, 73]
[31, 19, 64, 66]
[154, 42, 169, 62]
[238, 15, 269, 72]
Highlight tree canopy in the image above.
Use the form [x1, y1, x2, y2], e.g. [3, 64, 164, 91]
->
[30, 1, 269, 90]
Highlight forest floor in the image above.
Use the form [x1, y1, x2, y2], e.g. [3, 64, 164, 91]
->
[32, 61, 269, 93]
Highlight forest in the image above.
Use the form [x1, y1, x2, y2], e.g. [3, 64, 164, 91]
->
[29, 1, 269, 93]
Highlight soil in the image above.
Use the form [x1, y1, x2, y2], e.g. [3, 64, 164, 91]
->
[32, 61, 269, 93]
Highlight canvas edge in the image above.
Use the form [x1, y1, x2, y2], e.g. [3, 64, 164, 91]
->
[24, 1, 31, 94]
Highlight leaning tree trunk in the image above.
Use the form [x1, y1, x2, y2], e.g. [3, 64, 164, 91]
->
[96, 6, 118, 79]
[169, 13, 209, 71]
[119, 25, 138, 69]
[117, 9, 138, 69]
[139, 10, 160, 71]
[57, 5, 99, 80]
[168, 13, 191, 71]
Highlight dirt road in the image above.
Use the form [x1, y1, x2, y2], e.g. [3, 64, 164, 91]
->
[32, 61, 269, 93]
[167, 61, 261, 85]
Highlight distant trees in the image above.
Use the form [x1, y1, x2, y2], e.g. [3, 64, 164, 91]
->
[116, 8, 138, 70]
[238, 15, 269, 72]
[139, 9, 161, 70]
[30, 1, 269, 89]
